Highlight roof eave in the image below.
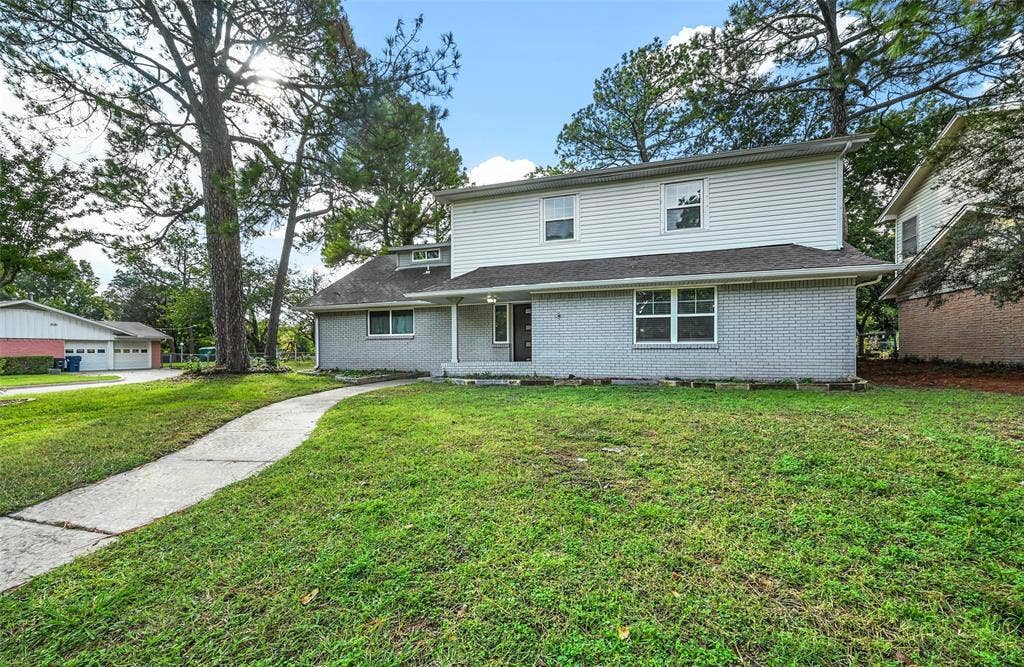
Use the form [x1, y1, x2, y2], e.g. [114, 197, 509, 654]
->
[299, 299, 439, 312]
[406, 263, 902, 301]
[434, 134, 872, 203]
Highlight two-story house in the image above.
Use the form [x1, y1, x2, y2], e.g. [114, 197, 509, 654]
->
[303, 135, 898, 381]
[879, 111, 1024, 364]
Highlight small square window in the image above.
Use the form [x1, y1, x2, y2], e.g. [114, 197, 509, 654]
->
[542, 195, 576, 241]
[664, 180, 703, 231]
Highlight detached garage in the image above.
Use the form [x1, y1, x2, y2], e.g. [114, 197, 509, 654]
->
[0, 300, 169, 371]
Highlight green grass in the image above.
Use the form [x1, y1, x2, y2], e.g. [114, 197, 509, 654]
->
[0, 372, 337, 514]
[0, 374, 120, 388]
[2, 384, 1023, 664]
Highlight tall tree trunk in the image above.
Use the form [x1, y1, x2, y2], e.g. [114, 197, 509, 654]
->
[194, 0, 249, 372]
[264, 133, 309, 367]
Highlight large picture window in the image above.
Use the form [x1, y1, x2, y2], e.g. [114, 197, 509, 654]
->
[663, 180, 704, 231]
[368, 309, 415, 336]
[493, 304, 509, 344]
[542, 195, 577, 241]
[634, 287, 716, 343]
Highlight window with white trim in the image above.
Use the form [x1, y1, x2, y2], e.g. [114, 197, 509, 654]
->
[493, 304, 509, 344]
[634, 287, 716, 343]
[367, 309, 415, 336]
[542, 195, 577, 241]
[901, 216, 918, 256]
[412, 248, 440, 262]
[663, 180, 704, 231]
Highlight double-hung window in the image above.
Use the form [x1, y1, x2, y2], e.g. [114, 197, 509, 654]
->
[542, 195, 577, 241]
[412, 248, 440, 262]
[663, 180, 704, 231]
[634, 287, 716, 343]
[901, 216, 918, 256]
[368, 309, 415, 336]
[493, 304, 509, 344]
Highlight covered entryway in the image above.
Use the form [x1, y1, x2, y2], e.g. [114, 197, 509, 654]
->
[64, 341, 112, 371]
[114, 342, 151, 370]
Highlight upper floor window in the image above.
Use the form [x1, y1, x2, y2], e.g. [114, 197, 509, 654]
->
[635, 287, 716, 343]
[663, 180, 704, 231]
[542, 195, 577, 241]
[901, 216, 918, 256]
[412, 248, 440, 262]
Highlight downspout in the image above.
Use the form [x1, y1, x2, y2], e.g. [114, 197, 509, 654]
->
[837, 140, 853, 247]
[313, 314, 320, 369]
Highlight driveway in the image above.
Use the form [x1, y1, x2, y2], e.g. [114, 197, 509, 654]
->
[1, 368, 183, 396]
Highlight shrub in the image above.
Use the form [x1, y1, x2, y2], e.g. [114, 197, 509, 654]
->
[0, 355, 53, 375]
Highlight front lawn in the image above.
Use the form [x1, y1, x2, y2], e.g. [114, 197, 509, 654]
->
[0, 372, 337, 514]
[0, 373, 120, 388]
[2, 384, 1022, 664]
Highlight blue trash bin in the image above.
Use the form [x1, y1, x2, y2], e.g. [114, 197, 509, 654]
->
[66, 355, 82, 372]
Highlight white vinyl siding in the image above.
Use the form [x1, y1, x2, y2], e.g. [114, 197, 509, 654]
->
[894, 170, 961, 263]
[0, 307, 115, 340]
[450, 156, 841, 277]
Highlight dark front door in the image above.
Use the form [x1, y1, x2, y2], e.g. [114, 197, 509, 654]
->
[512, 303, 532, 362]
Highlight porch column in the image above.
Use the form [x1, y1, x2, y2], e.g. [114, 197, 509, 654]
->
[450, 302, 459, 363]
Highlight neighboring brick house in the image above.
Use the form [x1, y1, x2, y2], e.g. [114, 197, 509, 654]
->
[0, 300, 170, 371]
[879, 113, 1023, 365]
[303, 136, 898, 381]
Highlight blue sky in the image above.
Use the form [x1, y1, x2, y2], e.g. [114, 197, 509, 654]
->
[346, 1, 730, 180]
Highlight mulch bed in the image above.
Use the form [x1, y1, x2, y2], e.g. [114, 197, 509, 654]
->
[859, 359, 1024, 395]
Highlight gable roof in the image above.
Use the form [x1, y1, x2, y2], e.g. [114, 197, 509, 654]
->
[406, 244, 897, 301]
[0, 300, 169, 339]
[103, 321, 171, 339]
[301, 254, 451, 310]
[434, 134, 871, 203]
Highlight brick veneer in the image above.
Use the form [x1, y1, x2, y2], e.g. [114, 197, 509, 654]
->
[898, 289, 1024, 364]
[318, 279, 859, 381]
[0, 338, 65, 359]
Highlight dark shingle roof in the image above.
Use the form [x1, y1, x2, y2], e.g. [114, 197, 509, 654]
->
[104, 321, 170, 339]
[412, 244, 891, 295]
[303, 254, 451, 308]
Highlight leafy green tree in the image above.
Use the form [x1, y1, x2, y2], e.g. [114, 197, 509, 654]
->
[696, 0, 1023, 136]
[914, 104, 1024, 307]
[0, 3, 458, 371]
[0, 138, 94, 290]
[555, 38, 813, 169]
[3, 257, 110, 320]
[322, 99, 464, 264]
[844, 102, 956, 351]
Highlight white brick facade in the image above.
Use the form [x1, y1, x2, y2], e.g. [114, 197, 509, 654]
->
[317, 279, 857, 381]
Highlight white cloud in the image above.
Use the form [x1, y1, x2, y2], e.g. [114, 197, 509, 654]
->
[467, 156, 536, 185]
[667, 25, 715, 48]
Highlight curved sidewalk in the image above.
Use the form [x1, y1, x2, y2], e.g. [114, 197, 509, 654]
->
[1, 380, 413, 592]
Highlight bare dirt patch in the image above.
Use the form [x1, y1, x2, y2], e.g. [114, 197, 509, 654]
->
[860, 359, 1024, 395]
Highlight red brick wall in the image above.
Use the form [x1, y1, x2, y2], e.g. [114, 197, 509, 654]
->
[150, 341, 162, 369]
[898, 289, 1024, 364]
[0, 338, 65, 359]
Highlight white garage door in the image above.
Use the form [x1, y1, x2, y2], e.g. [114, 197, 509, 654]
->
[114, 343, 151, 370]
[64, 341, 112, 371]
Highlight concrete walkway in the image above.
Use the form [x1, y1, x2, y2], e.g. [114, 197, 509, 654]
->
[2, 368, 183, 396]
[1, 380, 412, 592]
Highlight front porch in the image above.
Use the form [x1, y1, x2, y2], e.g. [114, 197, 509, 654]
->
[446, 298, 534, 371]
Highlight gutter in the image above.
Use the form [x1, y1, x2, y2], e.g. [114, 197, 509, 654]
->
[298, 299, 438, 313]
[405, 263, 902, 300]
